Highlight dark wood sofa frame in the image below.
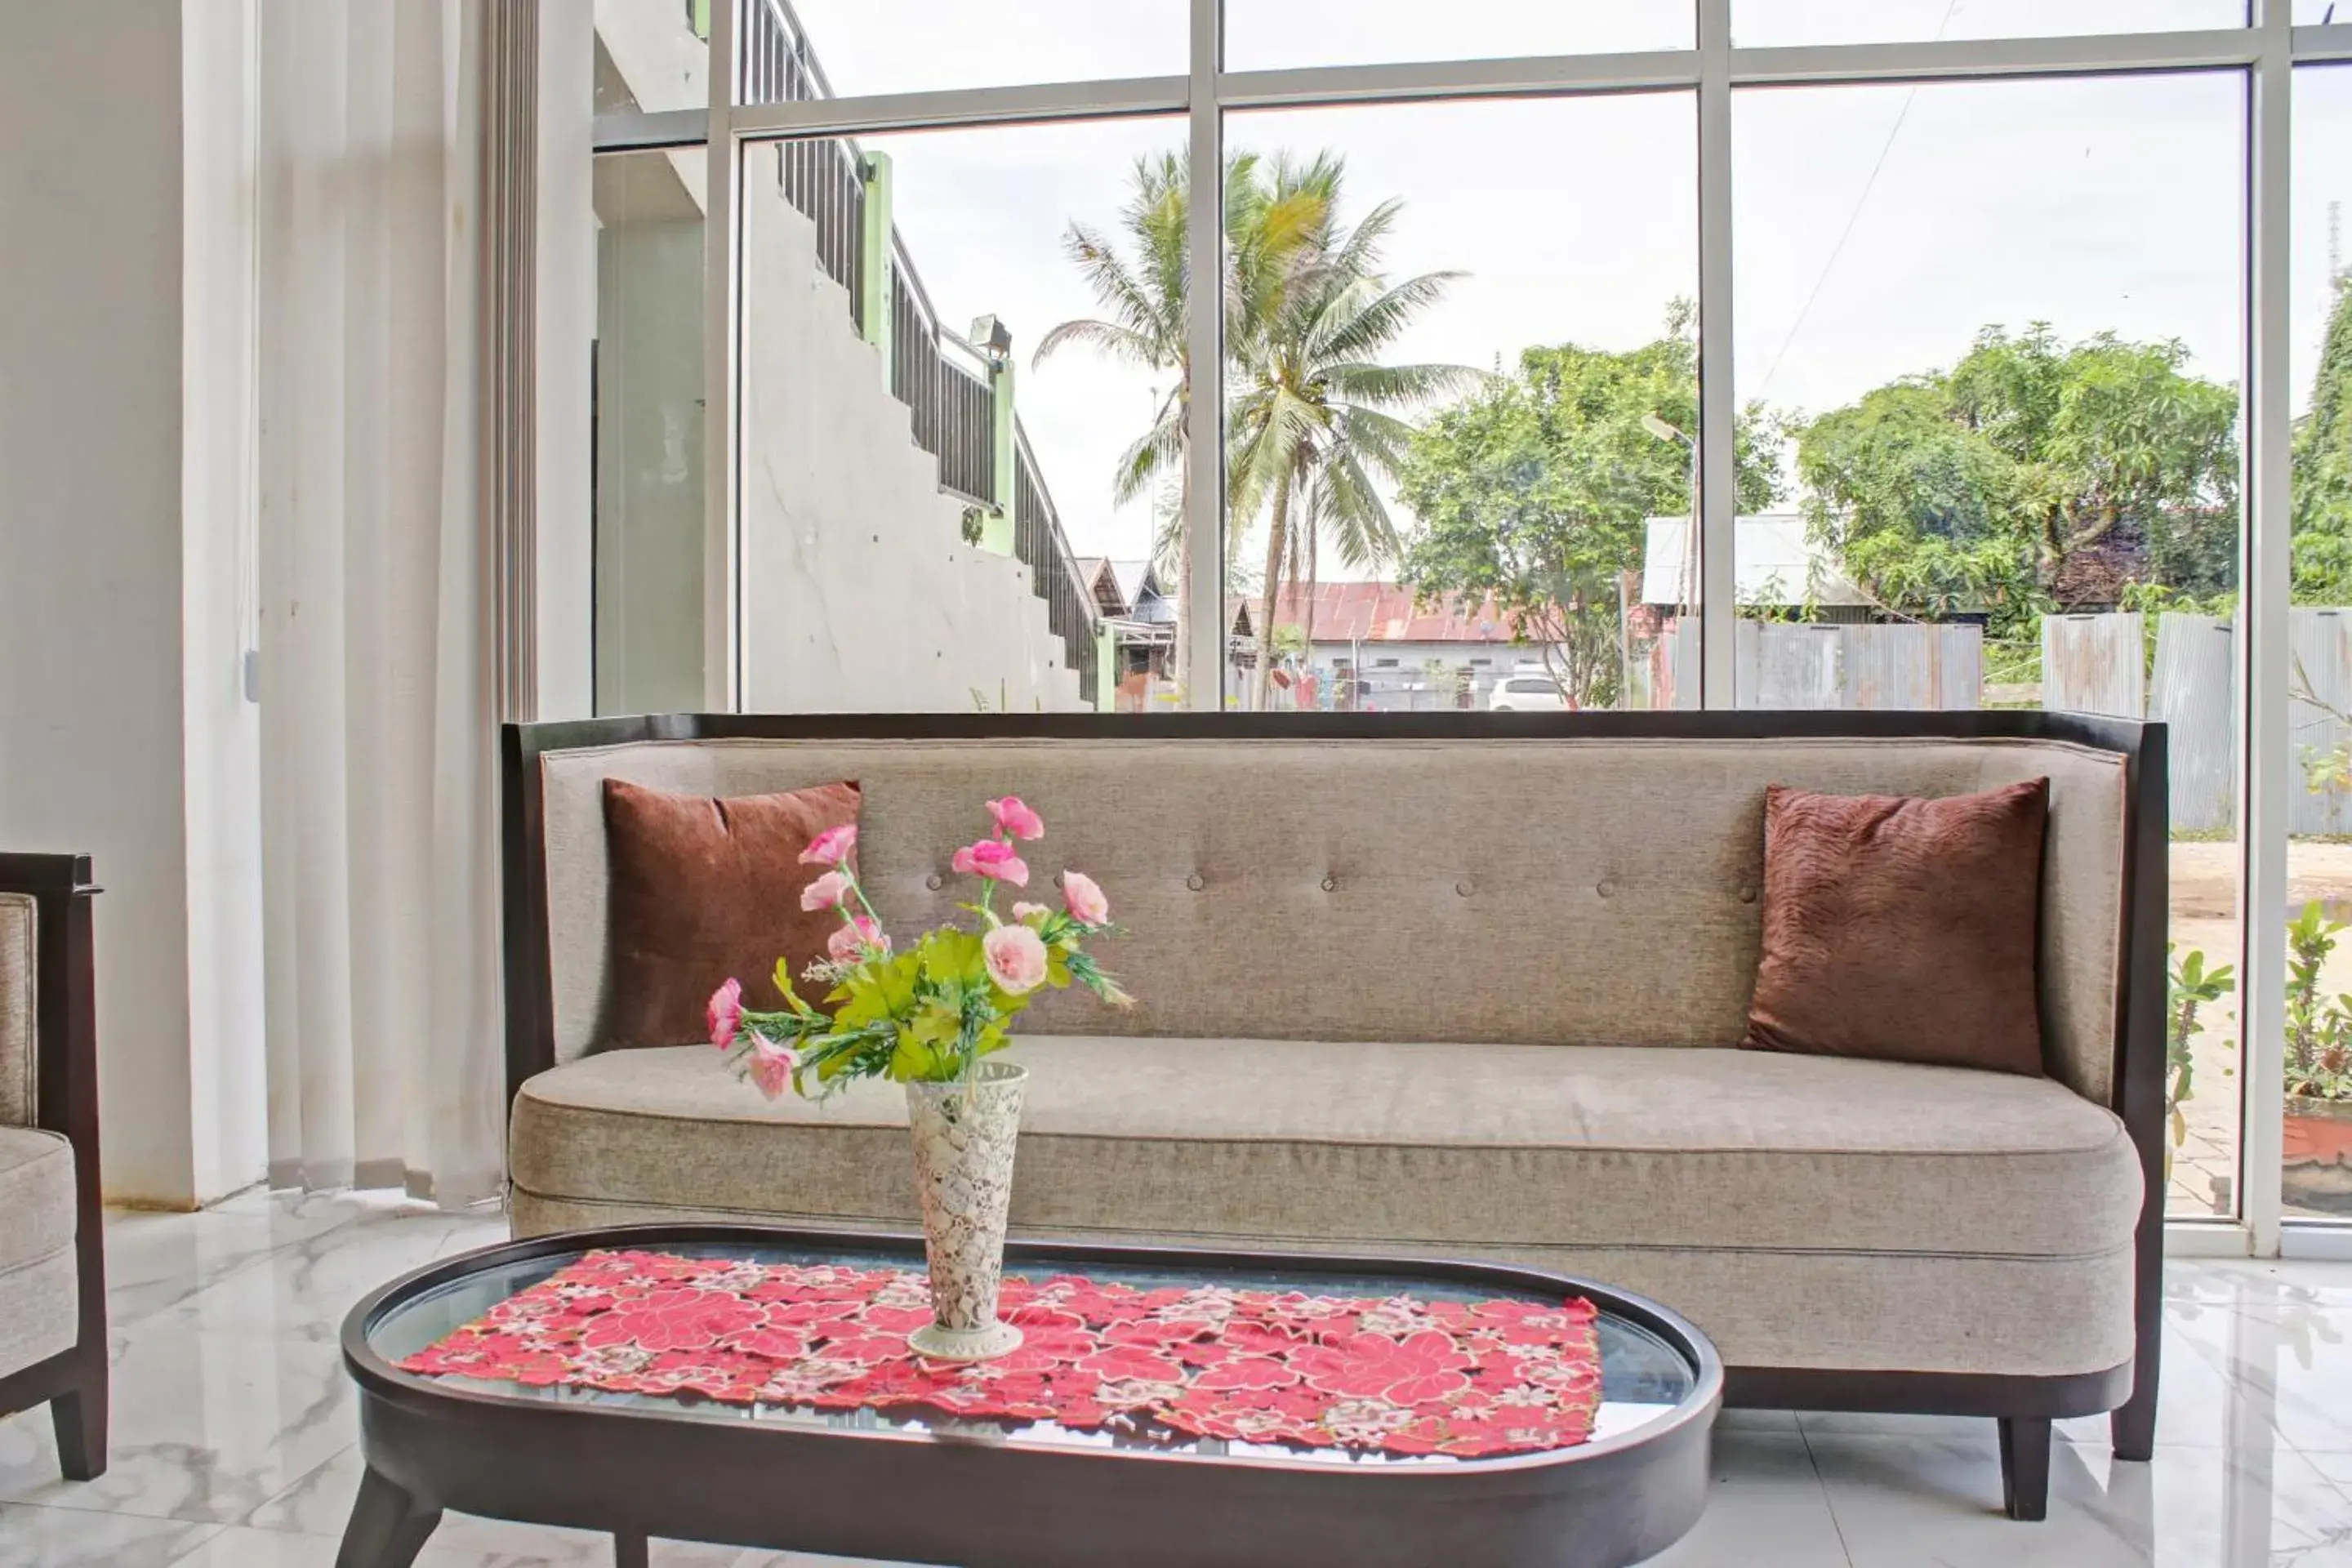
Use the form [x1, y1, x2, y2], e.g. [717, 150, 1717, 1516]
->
[498, 710, 2168, 1522]
[0, 852, 107, 1481]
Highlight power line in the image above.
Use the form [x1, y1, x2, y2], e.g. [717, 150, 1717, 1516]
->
[1753, 0, 1961, 401]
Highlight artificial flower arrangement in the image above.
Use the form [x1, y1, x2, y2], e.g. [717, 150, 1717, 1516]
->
[705, 795, 1130, 1098]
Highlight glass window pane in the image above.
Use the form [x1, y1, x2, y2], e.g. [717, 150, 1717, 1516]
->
[737, 117, 1182, 712]
[595, 149, 709, 715]
[2286, 65, 2352, 1222]
[1734, 0, 2244, 47]
[596, 0, 710, 116]
[737, 0, 1183, 104]
[1217, 94, 1699, 714]
[1227, 2, 1692, 72]
[1735, 74, 2245, 1218]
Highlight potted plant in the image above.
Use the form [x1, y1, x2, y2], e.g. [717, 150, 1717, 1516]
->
[2285, 899, 2352, 1214]
[706, 796, 1129, 1361]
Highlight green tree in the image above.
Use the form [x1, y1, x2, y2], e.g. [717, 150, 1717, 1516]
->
[2293, 275, 2352, 604]
[1395, 310, 1784, 708]
[1225, 153, 1479, 706]
[1036, 150, 1319, 693]
[1797, 325, 2239, 635]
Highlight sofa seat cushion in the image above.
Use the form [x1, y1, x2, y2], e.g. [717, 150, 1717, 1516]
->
[0, 1127, 75, 1272]
[511, 1037, 2139, 1262]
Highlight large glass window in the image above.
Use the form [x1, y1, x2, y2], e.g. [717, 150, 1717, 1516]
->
[1217, 93, 1700, 713]
[594, 149, 709, 715]
[580, 0, 2352, 1238]
[1735, 73, 2246, 1216]
[2284, 64, 2352, 1222]
[737, 116, 1180, 712]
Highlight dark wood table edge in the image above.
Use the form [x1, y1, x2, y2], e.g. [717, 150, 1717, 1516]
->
[336, 1222, 1726, 1568]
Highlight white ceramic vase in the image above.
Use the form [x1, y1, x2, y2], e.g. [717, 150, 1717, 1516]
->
[903, 1059, 1027, 1361]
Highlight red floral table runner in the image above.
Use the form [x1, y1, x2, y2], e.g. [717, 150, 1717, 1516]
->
[399, 1250, 1605, 1459]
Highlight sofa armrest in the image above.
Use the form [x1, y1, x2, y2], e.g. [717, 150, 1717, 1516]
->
[0, 853, 100, 1171]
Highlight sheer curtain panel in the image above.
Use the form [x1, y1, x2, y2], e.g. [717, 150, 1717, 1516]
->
[255, 0, 504, 1205]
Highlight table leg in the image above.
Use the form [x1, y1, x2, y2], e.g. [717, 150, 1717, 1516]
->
[614, 1531, 650, 1568]
[336, 1463, 442, 1568]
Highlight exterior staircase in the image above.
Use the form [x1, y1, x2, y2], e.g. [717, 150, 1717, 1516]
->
[594, 0, 1100, 714]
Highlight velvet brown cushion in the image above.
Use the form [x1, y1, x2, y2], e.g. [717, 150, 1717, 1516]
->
[1744, 778, 2049, 1076]
[599, 777, 861, 1047]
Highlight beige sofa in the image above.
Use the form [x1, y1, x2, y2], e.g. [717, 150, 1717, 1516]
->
[500, 714, 2165, 1521]
[0, 853, 106, 1481]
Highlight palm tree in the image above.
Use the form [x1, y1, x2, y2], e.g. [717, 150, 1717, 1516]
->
[1226, 156, 1479, 708]
[1036, 151, 1319, 697]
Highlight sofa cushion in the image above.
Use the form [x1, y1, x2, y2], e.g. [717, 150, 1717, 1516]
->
[599, 776, 862, 1048]
[510, 1037, 2140, 1263]
[0, 1127, 76, 1272]
[1744, 778, 2049, 1076]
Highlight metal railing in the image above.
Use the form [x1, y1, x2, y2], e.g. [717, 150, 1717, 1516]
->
[739, 0, 1101, 704]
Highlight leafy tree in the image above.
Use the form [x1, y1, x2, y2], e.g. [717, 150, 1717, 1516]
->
[1036, 150, 1318, 691]
[1797, 325, 2239, 635]
[1225, 153, 1479, 706]
[1395, 309, 1784, 708]
[2293, 275, 2352, 605]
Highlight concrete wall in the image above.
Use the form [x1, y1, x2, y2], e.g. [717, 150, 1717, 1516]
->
[736, 173, 1087, 713]
[0, 3, 205, 1205]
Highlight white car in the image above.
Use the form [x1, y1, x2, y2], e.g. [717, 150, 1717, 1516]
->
[1489, 675, 1568, 713]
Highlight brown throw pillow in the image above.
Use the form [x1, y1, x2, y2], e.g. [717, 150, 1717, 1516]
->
[599, 777, 862, 1047]
[1743, 778, 2049, 1076]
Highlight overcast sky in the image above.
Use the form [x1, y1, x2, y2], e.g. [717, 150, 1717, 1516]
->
[769, 2, 2352, 572]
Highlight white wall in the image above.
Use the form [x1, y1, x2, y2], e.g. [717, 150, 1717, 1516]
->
[182, 0, 270, 1203]
[0, 3, 201, 1205]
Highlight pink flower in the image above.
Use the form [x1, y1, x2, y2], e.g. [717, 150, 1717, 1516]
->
[706, 978, 744, 1049]
[826, 915, 888, 963]
[987, 796, 1045, 840]
[800, 871, 853, 911]
[1010, 902, 1049, 922]
[1061, 870, 1110, 926]
[799, 822, 857, 866]
[746, 1034, 798, 1099]
[951, 839, 1030, 887]
[982, 923, 1049, 994]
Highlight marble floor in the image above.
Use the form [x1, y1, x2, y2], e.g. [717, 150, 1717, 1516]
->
[4, 1195, 2352, 1567]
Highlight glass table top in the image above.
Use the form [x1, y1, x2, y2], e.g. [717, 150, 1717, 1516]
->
[363, 1237, 1707, 1468]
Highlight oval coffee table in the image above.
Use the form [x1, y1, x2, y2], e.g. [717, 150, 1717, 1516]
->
[339, 1224, 1721, 1568]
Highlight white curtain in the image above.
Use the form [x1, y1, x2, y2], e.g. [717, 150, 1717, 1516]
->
[255, 0, 506, 1205]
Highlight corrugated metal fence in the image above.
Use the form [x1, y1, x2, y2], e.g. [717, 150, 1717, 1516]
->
[1651, 621, 1983, 710]
[2041, 608, 2352, 835]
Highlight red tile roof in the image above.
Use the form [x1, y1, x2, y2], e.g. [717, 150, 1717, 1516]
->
[1269, 582, 1517, 644]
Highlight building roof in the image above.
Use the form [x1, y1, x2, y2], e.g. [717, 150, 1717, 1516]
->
[1269, 582, 1517, 644]
[1639, 514, 1872, 608]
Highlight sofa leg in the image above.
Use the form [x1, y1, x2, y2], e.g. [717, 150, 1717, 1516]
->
[2111, 1371, 2158, 1462]
[1998, 1416, 2051, 1521]
[50, 1371, 107, 1482]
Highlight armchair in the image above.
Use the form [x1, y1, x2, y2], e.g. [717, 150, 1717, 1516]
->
[0, 853, 105, 1479]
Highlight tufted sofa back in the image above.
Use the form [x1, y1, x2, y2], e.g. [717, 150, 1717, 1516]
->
[527, 729, 2135, 1104]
